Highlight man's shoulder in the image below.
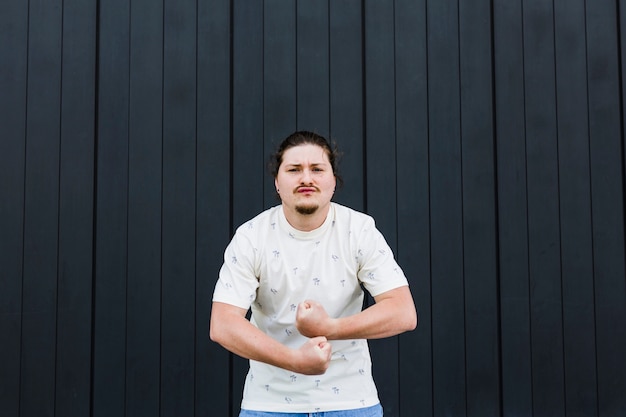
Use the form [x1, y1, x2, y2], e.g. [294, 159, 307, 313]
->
[234, 205, 281, 235]
[333, 202, 374, 225]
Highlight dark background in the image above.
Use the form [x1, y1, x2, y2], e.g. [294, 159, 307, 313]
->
[1, 0, 625, 416]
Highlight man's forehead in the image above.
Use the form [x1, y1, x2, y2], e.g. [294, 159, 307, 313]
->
[282, 145, 330, 164]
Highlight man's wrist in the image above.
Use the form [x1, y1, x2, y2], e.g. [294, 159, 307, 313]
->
[326, 317, 341, 340]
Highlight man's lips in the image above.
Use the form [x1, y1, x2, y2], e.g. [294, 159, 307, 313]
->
[297, 187, 317, 193]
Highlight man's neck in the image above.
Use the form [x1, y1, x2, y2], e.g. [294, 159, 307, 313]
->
[282, 204, 331, 232]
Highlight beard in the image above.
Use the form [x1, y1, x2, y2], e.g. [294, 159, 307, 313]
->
[295, 203, 319, 215]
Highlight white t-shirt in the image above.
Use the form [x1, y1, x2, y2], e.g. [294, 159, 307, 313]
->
[212, 202, 409, 413]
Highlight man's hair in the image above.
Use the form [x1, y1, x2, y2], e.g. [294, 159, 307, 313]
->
[268, 131, 343, 187]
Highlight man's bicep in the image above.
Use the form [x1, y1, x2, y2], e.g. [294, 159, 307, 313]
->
[209, 301, 250, 343]
[211, 301, 248, 319]
[372, 285, 412, 304]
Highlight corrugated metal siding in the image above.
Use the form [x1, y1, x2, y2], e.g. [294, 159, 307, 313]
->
[1, 1, 625, 416]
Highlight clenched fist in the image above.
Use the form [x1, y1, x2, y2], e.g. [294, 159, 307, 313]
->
[293, 336, 332, 375]
[296, 300, 338, 338]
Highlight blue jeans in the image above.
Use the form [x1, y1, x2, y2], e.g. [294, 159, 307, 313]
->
[239, 403, 383, 417]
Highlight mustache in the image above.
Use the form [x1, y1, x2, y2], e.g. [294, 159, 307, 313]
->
[295, 185, 319, 192]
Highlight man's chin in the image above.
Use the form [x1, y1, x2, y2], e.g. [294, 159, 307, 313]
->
[295, 204, 319, 215]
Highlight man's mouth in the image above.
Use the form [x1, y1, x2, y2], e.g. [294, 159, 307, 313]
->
[297, 187, 316, 193]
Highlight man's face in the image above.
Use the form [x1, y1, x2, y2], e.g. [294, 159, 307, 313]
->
[275, 144, 336, 217]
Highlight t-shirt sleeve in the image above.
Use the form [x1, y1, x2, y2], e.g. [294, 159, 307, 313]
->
[356, 217, 409, 297]
[212, 230, 259, 310]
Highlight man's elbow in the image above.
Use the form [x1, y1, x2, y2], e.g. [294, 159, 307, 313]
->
[209, 325, 218, 343]
[209, 323, 217, 343]
[404, 308, 418, 332]
[410, 311, 418, 331]
[209, 316, 225, 345]
[398, 287, 417, 332]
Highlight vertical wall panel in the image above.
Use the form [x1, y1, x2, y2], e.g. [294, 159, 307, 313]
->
[394, 1, 431, 416]
[55, 0, 97, 415]
[459, 1, 500, 416]
[586, 1, 626, 416]
[522, 2, 566, 416]
[493, 1, 533, 416]
[264, 0, 296, 206]
[161, 0, 197, 415]
[427, 1, 466, 416]
[197, 0, 232, 415]
[329, 0, 364, 211]
[93, 0, 130, 414]
[553, 2, 598, 416]
[232, 0, 265, 226]
[20, 0, 63, 415]
[231, 1, 265, 411]
[0, 1, 28, 415]
[622, 0, 626, 186]
[363, 1, 400, 414]
[363, 0, 397, 244]
[296, 0, 330, 134]
[126, 0, 163, 415]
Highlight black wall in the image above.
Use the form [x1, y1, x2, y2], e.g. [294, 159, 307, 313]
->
[1, 1, 625, 416]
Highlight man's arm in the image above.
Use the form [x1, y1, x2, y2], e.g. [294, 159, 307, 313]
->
[209, 301, 332, 375]
[295, 286, 417, 340]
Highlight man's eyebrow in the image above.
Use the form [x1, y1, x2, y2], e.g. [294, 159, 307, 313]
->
[283, 161, 328, 167]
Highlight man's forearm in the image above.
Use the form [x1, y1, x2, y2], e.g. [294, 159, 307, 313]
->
[296, 286, 417, 340]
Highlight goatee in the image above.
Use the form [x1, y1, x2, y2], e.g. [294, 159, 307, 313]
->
[295, 204, 319, 215]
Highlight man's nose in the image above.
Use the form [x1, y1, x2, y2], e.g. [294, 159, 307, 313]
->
[301, 169, 312, 183]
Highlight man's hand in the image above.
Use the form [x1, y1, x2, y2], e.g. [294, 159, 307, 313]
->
[293, 336, 332, 375]
[296, 300, 338, 338]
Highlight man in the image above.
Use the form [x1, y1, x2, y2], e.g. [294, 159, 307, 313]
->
[210, 131, 417, 416]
